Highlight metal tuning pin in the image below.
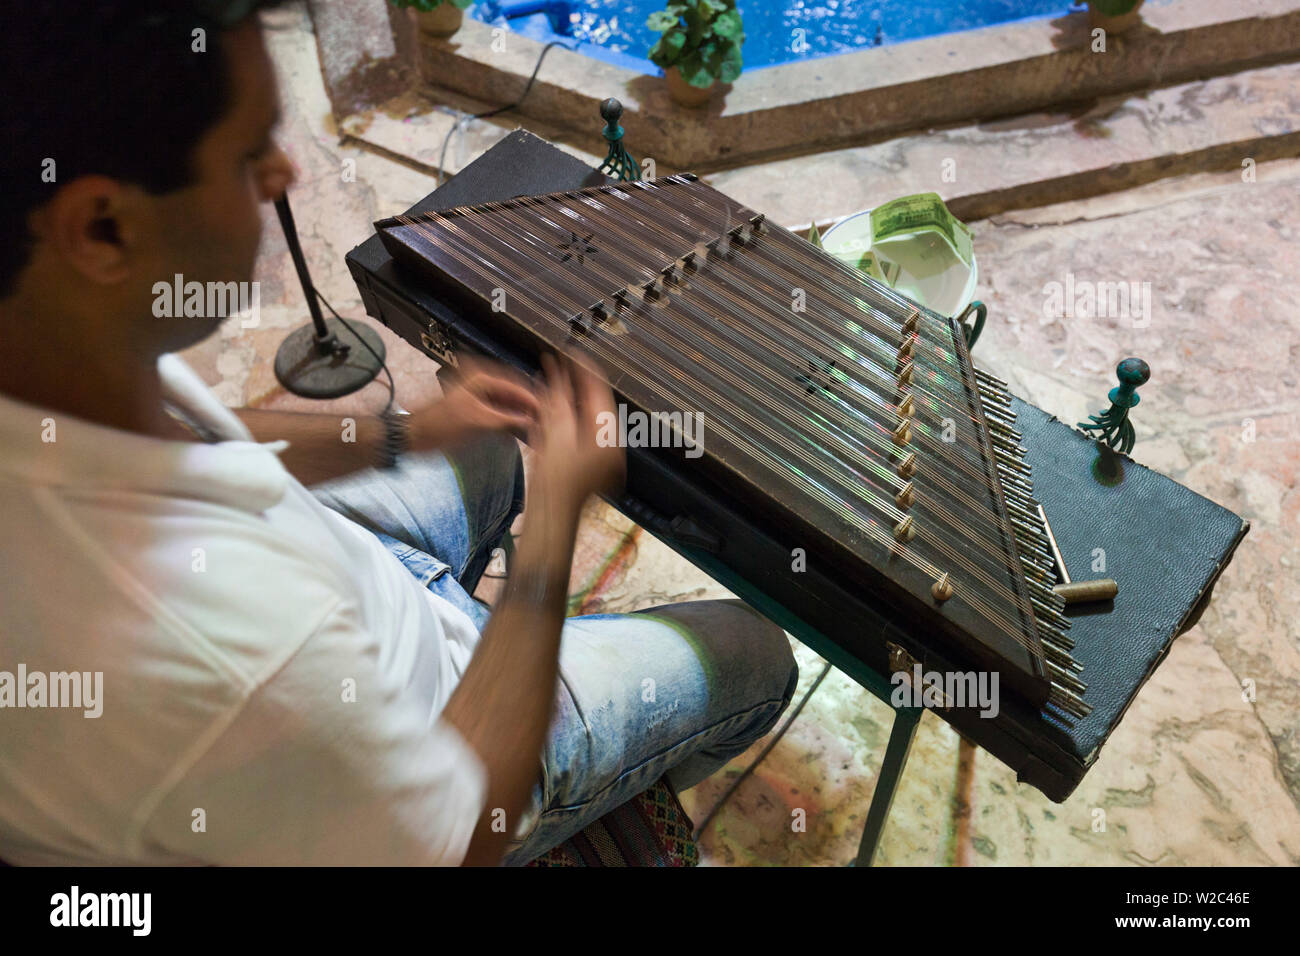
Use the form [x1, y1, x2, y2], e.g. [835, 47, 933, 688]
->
[1044, 662, 1087, 696]
[1047, 685, 1091, 720]
[975, 362, 1091, 723]
[1040, 642, 1083, 673]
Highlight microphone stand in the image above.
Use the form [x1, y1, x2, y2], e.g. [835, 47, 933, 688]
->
[271, 193, 385, 398]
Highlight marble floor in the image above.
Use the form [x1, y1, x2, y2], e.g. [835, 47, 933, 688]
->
[183, 4, 1300, 865]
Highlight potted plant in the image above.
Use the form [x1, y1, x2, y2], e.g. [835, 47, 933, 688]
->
[390, 0, 472, 39]
[647, 1, 744, 108]
[1086, 0, 1145, 34]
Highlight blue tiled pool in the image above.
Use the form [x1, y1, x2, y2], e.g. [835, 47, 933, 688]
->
[471, 1, 1079, 74]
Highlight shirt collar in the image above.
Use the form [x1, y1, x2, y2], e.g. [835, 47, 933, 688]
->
[0, 354, 291, 512]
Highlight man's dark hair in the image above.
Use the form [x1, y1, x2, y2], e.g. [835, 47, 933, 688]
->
[0, 1, 286, 295]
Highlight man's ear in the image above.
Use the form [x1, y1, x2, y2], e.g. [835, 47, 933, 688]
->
[29, 175, 142, 286]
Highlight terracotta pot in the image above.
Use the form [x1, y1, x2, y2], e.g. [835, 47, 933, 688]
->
[414, 4, 464, 38]
[1087, 0, 1145, 34]
[665, 66, 714, 108]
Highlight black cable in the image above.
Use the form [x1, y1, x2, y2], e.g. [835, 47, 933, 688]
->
[313, 289, 397, 415]
[692, 659, 834, 840]
[436, 38, 576, 187]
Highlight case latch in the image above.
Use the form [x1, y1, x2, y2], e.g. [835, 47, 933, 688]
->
[420, 326, 458, 367]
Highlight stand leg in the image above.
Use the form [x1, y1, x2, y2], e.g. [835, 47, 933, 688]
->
[854, 706, 922, 867]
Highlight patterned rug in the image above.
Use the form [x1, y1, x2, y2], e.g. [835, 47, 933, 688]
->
[526, 777, 700, 867]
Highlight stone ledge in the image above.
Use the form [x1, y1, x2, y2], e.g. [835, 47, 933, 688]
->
[339, 60, 1300, 239]
[412, 0, 1300, 169]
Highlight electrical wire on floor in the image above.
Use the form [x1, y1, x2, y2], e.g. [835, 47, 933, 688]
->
[436, 38, 577, 187]
[692, 659, 834, 841]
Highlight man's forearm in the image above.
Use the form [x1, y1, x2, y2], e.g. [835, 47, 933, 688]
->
[440, 485, 581, 865]
[235, 408, 387, 485]
[235, 407, 464, 486]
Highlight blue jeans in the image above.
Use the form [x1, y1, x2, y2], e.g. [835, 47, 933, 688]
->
[312, 436, 798, 865]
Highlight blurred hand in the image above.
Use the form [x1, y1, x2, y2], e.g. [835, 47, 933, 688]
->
[530, 353, 625, 517]
[411, 355, 540, 451]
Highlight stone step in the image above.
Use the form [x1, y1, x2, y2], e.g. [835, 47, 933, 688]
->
[709, 58, 1300, 234]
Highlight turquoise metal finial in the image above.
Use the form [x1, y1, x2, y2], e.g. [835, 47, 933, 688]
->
[1079, 357, 1150, 454]
[597, 98, 641, 182]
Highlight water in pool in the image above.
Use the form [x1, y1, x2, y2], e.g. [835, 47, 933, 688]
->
[473, 1, 1076, 73]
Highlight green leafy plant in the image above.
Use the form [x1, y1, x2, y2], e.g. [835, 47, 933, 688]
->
[387, 0, 472, 11]
[647, 1, 745, 89]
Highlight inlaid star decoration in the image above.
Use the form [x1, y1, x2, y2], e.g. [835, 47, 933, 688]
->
[557, 230, 597, 265]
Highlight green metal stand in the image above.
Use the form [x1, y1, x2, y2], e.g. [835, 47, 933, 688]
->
[631, 525, 924, 866]
[744, 590, 922, 867]
[855, 704, 921, 866]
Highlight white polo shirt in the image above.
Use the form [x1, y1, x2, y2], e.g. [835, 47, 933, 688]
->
[0, 355, 487, 865]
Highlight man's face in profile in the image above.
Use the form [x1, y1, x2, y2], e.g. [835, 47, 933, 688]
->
[140, 18, 293, 349]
